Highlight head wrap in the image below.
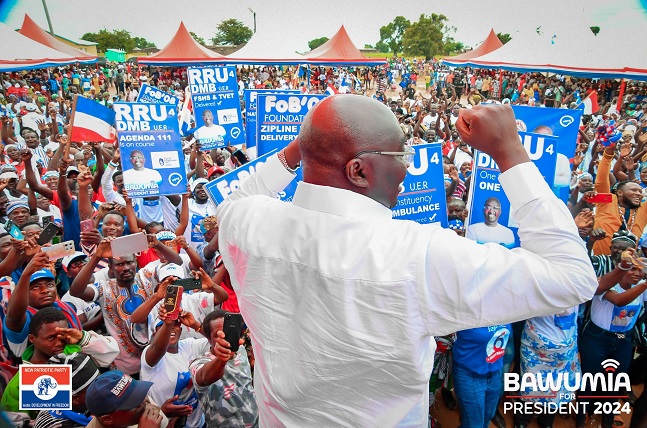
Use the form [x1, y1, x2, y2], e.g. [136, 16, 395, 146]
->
[6, 200, 29, 215]
[612, 230, 638, 246]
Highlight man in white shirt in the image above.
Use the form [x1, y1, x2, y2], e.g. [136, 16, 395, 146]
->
[216, 95, 597, 427]
[193, 110, 226, 146]
[122, 150, 163, 192]
[466, 196, 516, 248]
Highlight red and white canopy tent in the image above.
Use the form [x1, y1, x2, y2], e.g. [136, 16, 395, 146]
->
[442, 29, 503, 65]
[0, 22, 79, 71]
[18, 14, 96, 64]
[138, 22, 225, 66]
[305, 25, 386, 66]
[443, 26, 647, 81]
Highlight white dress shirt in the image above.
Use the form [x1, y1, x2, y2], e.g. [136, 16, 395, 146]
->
[217, 154, 597, 428]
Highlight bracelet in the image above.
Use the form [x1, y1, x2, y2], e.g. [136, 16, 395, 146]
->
[618, 263, 631, 271]
[277, 149, 299, 174]
[194, 323, 202, 332]
[109, 161, 118, 168]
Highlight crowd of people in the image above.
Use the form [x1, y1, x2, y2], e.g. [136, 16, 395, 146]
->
[0, 57, 644, 428]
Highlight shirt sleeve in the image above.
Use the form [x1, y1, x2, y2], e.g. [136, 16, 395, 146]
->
[418, 162, 598, 335]
[217, 154, 296, 207]
[595, 153, 612, 193]
[2, 312, 30, 357]
[101, 164, 126, 205]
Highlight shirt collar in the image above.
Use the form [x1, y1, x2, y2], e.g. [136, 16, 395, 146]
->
[292, 181, 393, 221]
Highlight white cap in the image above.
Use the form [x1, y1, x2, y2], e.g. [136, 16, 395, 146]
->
[66, 165, 80, 174]
[158, 263, 185, 281]
[0, 172, 18, 180]
[62, 251, 87, 269]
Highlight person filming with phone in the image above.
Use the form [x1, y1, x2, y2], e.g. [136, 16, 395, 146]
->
[215, 95, 597, 426]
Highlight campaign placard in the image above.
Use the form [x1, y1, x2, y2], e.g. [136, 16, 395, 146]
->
[114, 102, 187, 198]
[392, 143, 447, 226]
[188, 66, 244, 150]
[136, 83, 180, 106]
[256, 93, 327, 156]
[465, 132, 559, 248]
[244, 89, 299, 150]
[19, 364, 72, 410]
[204, 150, 276, 205]
[511, 105, 582, 201]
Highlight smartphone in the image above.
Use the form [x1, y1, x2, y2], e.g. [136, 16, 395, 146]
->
[41, 240, 75, 261]
[42, 215, 54, 228]
[5, 220, 23, 240]
[232, 149, 249, 166]
[585, 193, 613, 204]
[110, 232, 149, 258]
[163, 285, 183, 321]
[80, 219, 94, 233]
[37, 223, 61, 246]
[172, 277, 202, 292]
[223, 312, 244, 353]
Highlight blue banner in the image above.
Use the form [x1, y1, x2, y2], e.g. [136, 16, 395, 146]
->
[511, 105, 582, 201]
[136, 83, 180, 106]
[114, 102, 187, 198]
[256, 93, 327, 156]
[188, 66, 244, 150]
[466, 132, 558, 249]
[244, 89, 298, 150]
[392, 143, 447, 226]
[204, 150, 277, 205]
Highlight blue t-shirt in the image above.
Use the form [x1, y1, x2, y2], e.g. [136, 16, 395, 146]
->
[62, 199, 81, 250]
[453, 324, 511, 375]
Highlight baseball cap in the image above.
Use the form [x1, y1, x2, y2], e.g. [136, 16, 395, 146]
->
[158, 263, 185, 281]
[155, 231, 176, 242]
[0, 171, 19, 180]
[86, 371, 153, 417]
[66, 165, 80, 174]
[62, 251, 87, 269]
[30, 269, 55, 283]
[190, 178, 208, 193]
[207, 166, 225, 178]
[49, 352, 100, 394]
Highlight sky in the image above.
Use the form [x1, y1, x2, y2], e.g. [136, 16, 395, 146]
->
[1, 0, 645, 54]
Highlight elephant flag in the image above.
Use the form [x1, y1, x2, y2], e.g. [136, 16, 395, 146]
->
[19, 364, 72, 410]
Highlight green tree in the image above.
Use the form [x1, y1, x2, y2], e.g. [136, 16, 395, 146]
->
[401, 14, 448, 59]
[308, 37, 329, 50]
[190, 32, 207, 46]
[496, 32, 512, 44]
[133, 37, 156, 49]
[590, 26, 600, 36]
[378, 16, 411, 55]
[81, 29, 136, 53]
[211, 19, 253, 46]
[375, 40, 389, 53]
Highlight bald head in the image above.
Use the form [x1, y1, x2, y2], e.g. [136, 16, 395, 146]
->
[299, 95, 404, 182]
[298, 95, 409, 209]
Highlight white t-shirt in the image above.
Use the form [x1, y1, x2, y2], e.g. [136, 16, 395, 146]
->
[194, 124, 226, 145]
[123, 168, 163, 189]
[466, 222, 515, 248]
[61, 291, 101, 322]
[161, 196, 179, 232]
[184, 199, 217, 251]
[141, 337, 209, 428]
[591, 283, 647, 332]
[526, 306, 578, 343]
[422, 114, 438, 130]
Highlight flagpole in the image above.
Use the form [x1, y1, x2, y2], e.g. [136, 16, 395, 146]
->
[64, 95, 79, 159]
[616, 79, 626, 114]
